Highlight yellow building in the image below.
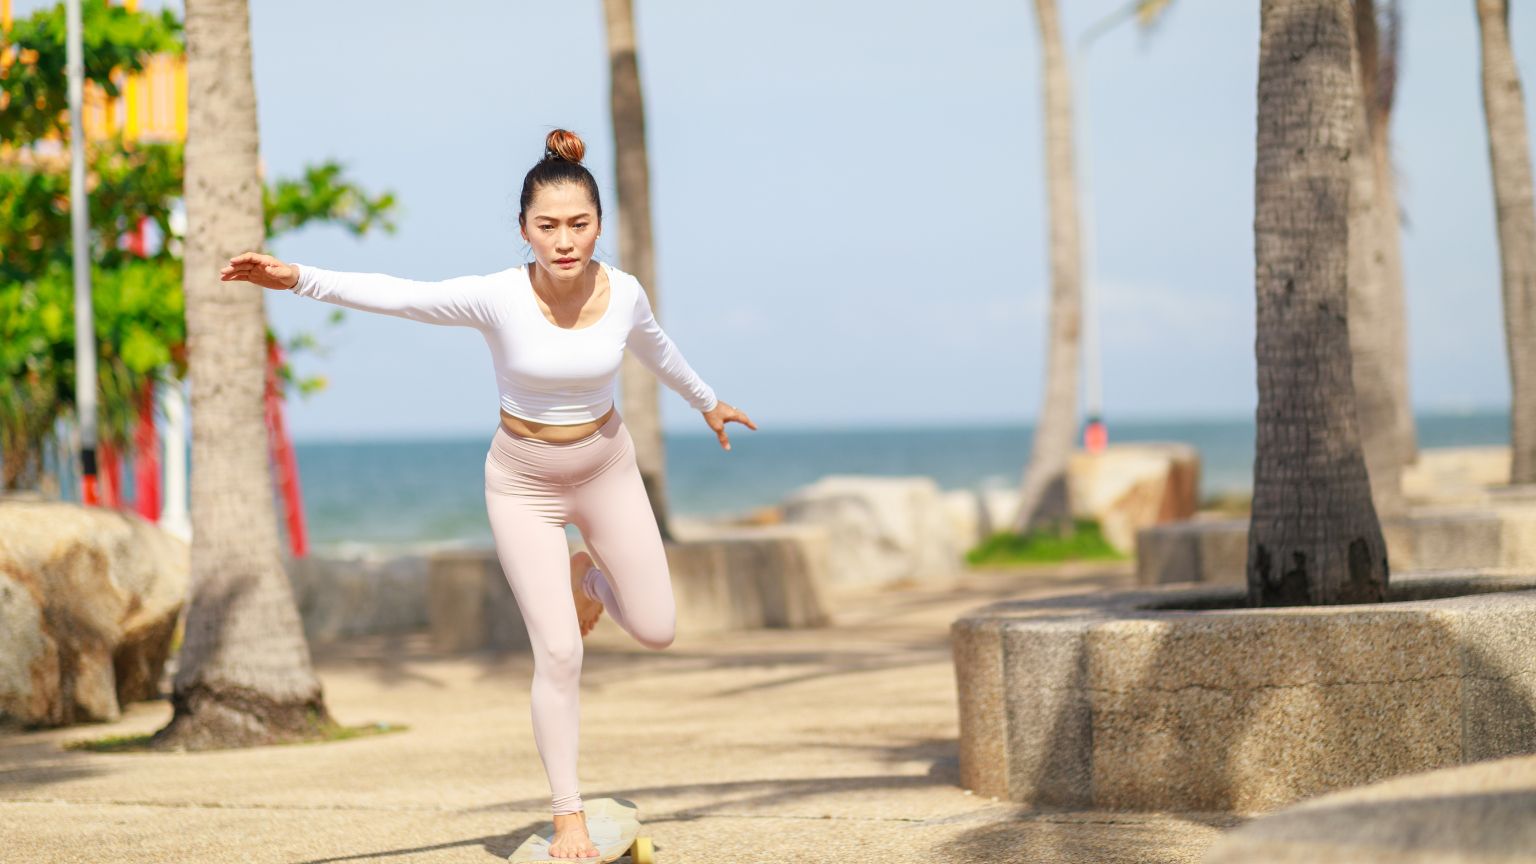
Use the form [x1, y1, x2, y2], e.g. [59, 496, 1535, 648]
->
[1, 0, 187, 145]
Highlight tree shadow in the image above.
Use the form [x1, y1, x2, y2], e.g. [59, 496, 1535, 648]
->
[927, 811, 1244, 864]
[264, 771, 957, 864]
[0, 746, 108, 794]
[308, 632, 457, 691]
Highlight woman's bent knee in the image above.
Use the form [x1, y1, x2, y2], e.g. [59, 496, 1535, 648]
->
[635, 616, 676, 650]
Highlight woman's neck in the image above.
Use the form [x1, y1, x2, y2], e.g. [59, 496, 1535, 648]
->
[529, 261, 597, 302]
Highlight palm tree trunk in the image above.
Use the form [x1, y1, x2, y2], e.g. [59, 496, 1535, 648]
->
[1362, 0, 1417, 467]
[152, 0, 334, 750]
[604, 0, 672, 542]
[1011, 0, 1082, 535]
[1248, 0, 1387, 607]
[1374, 124, 1416, 467]
[1475, 0, 1536, 484]
[1346, 0, 1405, 518]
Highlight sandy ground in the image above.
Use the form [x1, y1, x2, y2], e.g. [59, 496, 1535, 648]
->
[0, 560, 1241, 863]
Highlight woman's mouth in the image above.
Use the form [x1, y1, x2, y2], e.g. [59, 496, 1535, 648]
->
[555, 258, 578, 267]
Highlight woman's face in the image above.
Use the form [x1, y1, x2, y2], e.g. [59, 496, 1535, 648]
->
[520, 182, 600, 284]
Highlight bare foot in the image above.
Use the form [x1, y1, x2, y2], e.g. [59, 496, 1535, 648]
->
[548, 809, 599, 859]
[570, 550, 605, 637]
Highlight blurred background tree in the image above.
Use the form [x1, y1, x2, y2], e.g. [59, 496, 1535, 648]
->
[0, 0, 396, 492]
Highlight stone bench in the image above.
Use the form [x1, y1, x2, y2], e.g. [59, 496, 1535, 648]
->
[285, 550, 430, 643]
[427, 523, 833, 653]
[951, 570, 1536, 813]
[1137, 505, 1536, 586]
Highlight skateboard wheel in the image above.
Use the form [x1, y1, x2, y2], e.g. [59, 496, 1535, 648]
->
[630, 835, 655, 864]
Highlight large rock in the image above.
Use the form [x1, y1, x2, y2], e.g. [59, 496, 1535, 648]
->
[980, 488, 1023, 538]
[781, 475, 961, 585]
[964, 444, 1200, 553]
[952, 570, 1536, 813]
[1068, 443, 1200, 552]
[0, 501, 188, 728]
[939, 489, 986, 552]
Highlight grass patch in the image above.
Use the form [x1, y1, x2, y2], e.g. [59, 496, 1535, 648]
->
[64, 732, 160, 753]
[63, 720, 407, 753]
[1199, 491, 1252, 515]
[966, 518, 1126, 567]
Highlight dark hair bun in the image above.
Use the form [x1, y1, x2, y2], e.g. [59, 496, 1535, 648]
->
[543, 129, 585, 164]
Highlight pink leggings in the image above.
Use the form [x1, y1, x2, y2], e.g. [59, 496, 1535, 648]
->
[482, 409, 676, 816]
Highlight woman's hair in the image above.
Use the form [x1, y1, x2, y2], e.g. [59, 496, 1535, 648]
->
[518, 129, 603, 226]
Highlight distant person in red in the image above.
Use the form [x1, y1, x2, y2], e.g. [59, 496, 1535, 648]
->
[223, 128, 755, 858]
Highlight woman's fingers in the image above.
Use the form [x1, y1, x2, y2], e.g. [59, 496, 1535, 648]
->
[704, 405, 755, 451]
[723, 407, 756, 430]
[223, 252, 271, 275]
[219, 253, 291, 287]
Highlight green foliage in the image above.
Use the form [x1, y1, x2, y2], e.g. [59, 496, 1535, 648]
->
[0, 267, 71, 488]
[0, 139, 183, 283]
[1, 257, 183, 479]
[965, 519, 1126, 567]
[265, 161, 397, 240]
[0, 0, 183, 142]
[0, 1, 397, 490]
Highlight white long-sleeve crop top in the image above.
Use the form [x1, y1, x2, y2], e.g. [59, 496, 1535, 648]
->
[287, 259, 718, 425]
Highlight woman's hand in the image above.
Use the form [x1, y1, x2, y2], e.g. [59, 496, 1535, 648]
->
[221, 252, 299, 291]
[703, 400, 756, 451]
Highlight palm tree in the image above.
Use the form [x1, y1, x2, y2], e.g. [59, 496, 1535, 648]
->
[1011, 0, 1083, 535]
[603, 0, 674, 541]
[1345, 0, 1407, 517]
[1248, 0, 1387, 606]
[1356, 1, 1416, 470]
[1474, 0, 1536, 484]
[1125, 0, 1416, 516]
[152, 0, 335, 749]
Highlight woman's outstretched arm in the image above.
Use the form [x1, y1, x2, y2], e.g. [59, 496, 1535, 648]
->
[624, 278, 758, 450]
[625, 279, 718, 412]
[221, 251, 504, 329]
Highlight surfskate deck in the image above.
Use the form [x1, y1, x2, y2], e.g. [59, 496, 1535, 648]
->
[509, 796, 654, 863]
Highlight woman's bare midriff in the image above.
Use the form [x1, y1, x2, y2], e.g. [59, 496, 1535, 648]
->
[500, 404, 617, 443]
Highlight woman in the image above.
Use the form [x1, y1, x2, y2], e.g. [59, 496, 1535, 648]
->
[221, 128, 755, 859]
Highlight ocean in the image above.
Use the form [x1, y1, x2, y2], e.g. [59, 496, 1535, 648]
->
[283, 409, 1508, 554]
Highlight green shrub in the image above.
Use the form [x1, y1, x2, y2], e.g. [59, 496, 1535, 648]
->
[965, 518, 1125, 566]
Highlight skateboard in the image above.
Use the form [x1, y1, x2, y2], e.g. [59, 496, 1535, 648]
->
[509, 796, 655, 863]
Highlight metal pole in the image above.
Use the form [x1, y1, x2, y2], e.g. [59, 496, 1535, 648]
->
[1076, 30, 1107, 451]
[159, 379, 192, 541]
[67, 0, 100, 503]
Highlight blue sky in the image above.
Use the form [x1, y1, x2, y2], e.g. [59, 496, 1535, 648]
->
[22, 0, 1535, 437]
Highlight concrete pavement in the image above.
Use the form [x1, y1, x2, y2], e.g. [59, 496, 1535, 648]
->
[0, 561, 1238, 863]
